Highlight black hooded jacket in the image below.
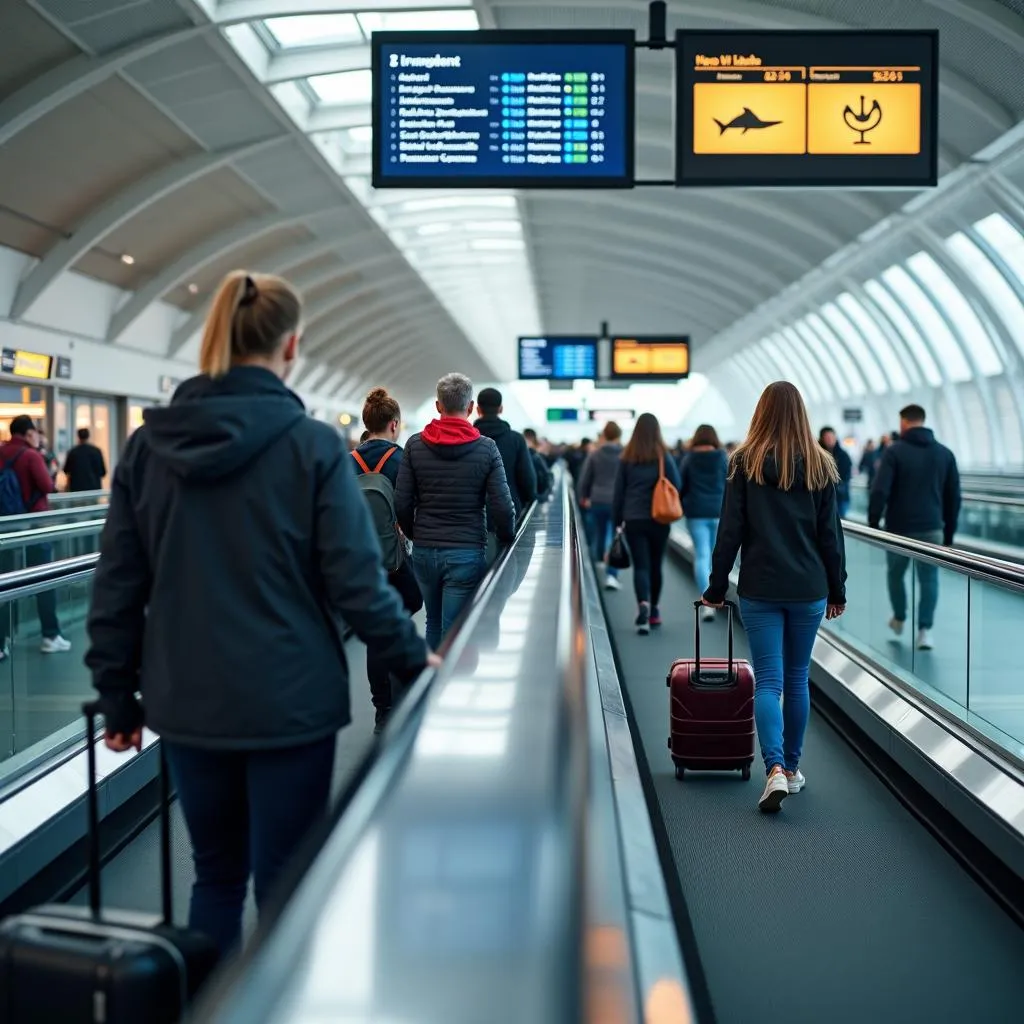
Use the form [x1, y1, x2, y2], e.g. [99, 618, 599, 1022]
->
[473, 415, 537, 516]
[706, 454, 847, 606]
[86, 367, 428, 748]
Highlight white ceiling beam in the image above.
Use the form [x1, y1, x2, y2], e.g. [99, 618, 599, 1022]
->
[307, 104, 370, 133]
[11, 136, 287, 320]
[302, 289, 430, 353]
[0, 26, 209, 147]
[215, 0, 471, 23]
[262, 45, 369, 85]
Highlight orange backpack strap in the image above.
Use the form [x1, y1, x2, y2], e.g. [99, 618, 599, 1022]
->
[373, 446, 398, 473]
[351, 450, 371, 474]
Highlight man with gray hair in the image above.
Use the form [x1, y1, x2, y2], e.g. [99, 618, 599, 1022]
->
[396, 373, 515, 650]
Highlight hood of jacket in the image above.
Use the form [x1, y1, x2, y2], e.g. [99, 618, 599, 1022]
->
[474, 415, 511, 441]
[901, 426, 936, 448]
[420, 417, 482, 459]
[143, 366, 306, 482]
[759, 452, 807, 489]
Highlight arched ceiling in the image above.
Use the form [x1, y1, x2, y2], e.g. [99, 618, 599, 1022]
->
[1, 0, 1023, 409]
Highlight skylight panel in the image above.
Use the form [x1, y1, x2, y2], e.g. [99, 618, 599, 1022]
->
[307, 69, 372, 104]
[397, 195, 516, 214]
[357, 10, 479, 34]
[264, 14, 362, 48]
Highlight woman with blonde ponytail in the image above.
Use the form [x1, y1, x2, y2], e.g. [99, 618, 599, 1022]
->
[86, 270, 433, 957]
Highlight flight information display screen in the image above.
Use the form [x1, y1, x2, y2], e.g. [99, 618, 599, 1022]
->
[519, 336, 598, 380]
[676, 30, 938, 187]
[611, 337, 690, 381]
[372, 30, 635, 188]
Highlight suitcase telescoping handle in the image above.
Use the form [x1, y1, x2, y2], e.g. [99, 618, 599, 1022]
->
[692, 599, 737, 682]
[83, 701, 174, 927]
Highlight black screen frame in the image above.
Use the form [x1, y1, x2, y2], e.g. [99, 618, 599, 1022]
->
[518, 335, 599, 381]
[372, 29, 636, 190]
[674, 29, 939, 189]
[609, 336, 691, 382]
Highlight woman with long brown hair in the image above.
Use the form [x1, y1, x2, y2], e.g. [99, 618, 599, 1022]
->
[679, 423, 727, 620]
[703, 382, 847, 813]
[612, 412, 681, 634]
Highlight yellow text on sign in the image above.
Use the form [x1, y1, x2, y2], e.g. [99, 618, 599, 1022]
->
[614, 342, 689, 376]
[692, 83, 806, 155]
[807, 83, 920, 155]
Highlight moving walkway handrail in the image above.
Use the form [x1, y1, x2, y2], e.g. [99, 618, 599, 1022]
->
[0, 553, 99, 599]
[0, 519, 106, 550]
[841, 521, 1024, 592]
[0, 504, 108, 531]
[49, 490, 109, 506]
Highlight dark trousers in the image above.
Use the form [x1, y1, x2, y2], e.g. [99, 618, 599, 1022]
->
[886, 529, 943, 629]
[164, 736, 336, 956]
[624, 520, 671, 607]
[367, 561, 424, 711]
[0, 543, 60, 646]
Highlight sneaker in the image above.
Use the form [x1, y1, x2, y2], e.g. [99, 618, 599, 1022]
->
[888, 617, 904, 639]
[701, 606, 716, 623]
[649, 607, 662, 628]
[758, 768, 789, 813]
[635, 604, 650, 636]
[785, 769, 806, 794]
[40, 636, 71, 654]
[916, 629, 934, 651]
[605, 575, 621, 592]
[373, 708, 390, 735]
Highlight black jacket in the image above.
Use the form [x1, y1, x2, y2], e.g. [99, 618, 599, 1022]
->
[396, 418, 516, 548]
[679, 448, 727, 519]
[823, 442, 853, 501]
[63, 442, 107, 492]
[868, 427, 960, 544]
[530, 449, 552, 500]
[86, 367, 428, 748]
[612, 455, 682, 524]
[474, 416, 536, 516]
[706, 455, 846, 606]
[579, 443, 622, 507]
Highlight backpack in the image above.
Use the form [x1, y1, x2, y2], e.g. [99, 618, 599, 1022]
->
[351, 446, 404, 572]
[651, 453, 683, 525]
[0, 449, 27, 517]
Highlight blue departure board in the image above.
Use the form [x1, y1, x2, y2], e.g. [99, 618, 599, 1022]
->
[519, 336, 598, 381]
[372, 31, 635, 188]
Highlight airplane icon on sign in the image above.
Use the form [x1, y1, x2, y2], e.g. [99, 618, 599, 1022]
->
[713, 108, 782, 134]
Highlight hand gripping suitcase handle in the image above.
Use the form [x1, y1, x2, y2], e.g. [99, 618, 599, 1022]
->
[692, 599, 736, 680]
[83, 701, 174, 927]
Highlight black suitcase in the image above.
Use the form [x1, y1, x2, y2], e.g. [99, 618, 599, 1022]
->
[0, 702, 219, 1023]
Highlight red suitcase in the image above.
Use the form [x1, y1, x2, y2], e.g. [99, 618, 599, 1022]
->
[667, 600, 755, 781]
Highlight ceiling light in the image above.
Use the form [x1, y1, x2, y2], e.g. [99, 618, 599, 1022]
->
[339, 413, 352, 426]
[120, 254, 135, 265]
[187, 283, 198, 295]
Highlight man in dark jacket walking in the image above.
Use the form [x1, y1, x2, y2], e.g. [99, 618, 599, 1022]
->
[63, 427, 107, 492]
[869, 404, 961, 652]
[397, 373, 515, 650]
[522, 428, 552, 501]
[474, 387, 536, 517]
[579, 421, 623, 590]
[819, 426, 853, 517]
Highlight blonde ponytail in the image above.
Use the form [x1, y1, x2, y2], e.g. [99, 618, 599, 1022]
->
[198, 270, 303, 378]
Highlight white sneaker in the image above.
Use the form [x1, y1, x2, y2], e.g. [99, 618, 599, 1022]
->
[40, 636, 71, 654]
[888, 617, 904, 639]
[758, 769, 790, 813]
[786, 769, 806, 794]
[916, 629, 934, 651]
[701, 606, 716, 622]
[605, 575, 621, 592]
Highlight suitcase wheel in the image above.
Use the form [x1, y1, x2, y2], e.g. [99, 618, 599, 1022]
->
[675, 765, 685, 781]
[741, 765, 751, 782]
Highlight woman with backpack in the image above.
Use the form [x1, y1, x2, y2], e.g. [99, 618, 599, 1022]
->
[702, 381, 846, 813]
[612, 413, 682, 635]
[352, 387, 424, 733]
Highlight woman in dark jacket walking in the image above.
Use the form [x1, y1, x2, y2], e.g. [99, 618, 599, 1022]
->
[86, 271, 433, 956]
[679, 424, 727, 620]
[612, 413, 681, 635]
[703, 382, 846, 814]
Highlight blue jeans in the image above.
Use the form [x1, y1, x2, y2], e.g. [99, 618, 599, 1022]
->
[886, 530, 942, 629]
[589, 504, 618, 579]
[411, 546, 487, 650]
[739, 597, 826, 774]
[686, 518, 718, 593]
[165, 737, 336, 956]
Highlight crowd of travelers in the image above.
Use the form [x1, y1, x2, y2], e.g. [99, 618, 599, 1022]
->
[6, 265, 951, 959]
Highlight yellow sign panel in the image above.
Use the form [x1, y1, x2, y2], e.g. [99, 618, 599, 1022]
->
[807, 83, 920, 155]
[613, 341, 689, 376]
[12, 350, 52, 380]
[693, 83, 806, 155]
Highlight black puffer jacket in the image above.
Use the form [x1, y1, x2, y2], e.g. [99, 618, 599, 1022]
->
[396, 417, 515, 548]
[86, 367, 428, 749]
[474, 415, 537, 515]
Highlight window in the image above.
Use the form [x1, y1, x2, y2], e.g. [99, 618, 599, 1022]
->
[308, 69, 372, 104]
[881, 265, 970, 382]
[774, 329, 831, 400]
[264, 15, 363, 48]
[786, 323, 848, 397]
[762, 334, 821, 401]
[804, 313, 867, 396]
[946, 231, 1024, 360]
[906, 252, 1002, 376]
[820, 301, 888, 394]
[975, 213, 1024, 293]
[959, 386, 993, 465]
[836, 292, 911, 393]
[357, 10, 479, 34]
[863, 279, 943, 387]
[994, 380, 1024, 466]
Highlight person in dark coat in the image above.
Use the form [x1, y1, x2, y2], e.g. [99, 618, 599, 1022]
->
[63, 427, 107, 492]
[86, 271, 433, 957]
[679, 423, 728, 618]
[474, 387, 537, 517]
[578, 420, 623, 589]
[523, 428, 552, 501]
[396, 373, 515, 651]
[819, 426, 853, 517]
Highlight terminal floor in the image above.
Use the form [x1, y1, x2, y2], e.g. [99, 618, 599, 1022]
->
[69, 637, 381, 929]
[604, 555, 1024, 1024]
